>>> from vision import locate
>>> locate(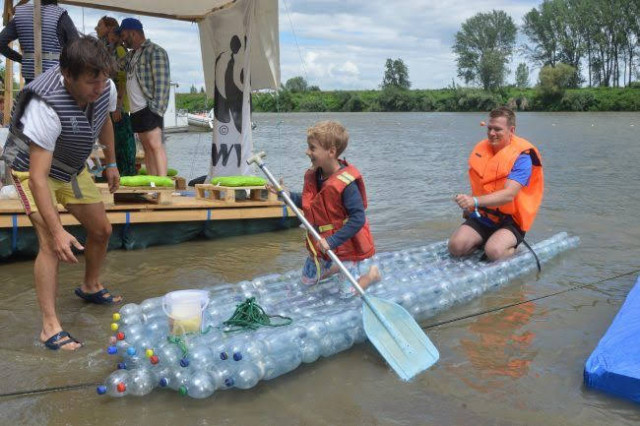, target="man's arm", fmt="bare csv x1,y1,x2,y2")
455,180,523,211
98,113,120,193
28,144,84,262
151,46,170,114
0,20,23,63
56,12,79,47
